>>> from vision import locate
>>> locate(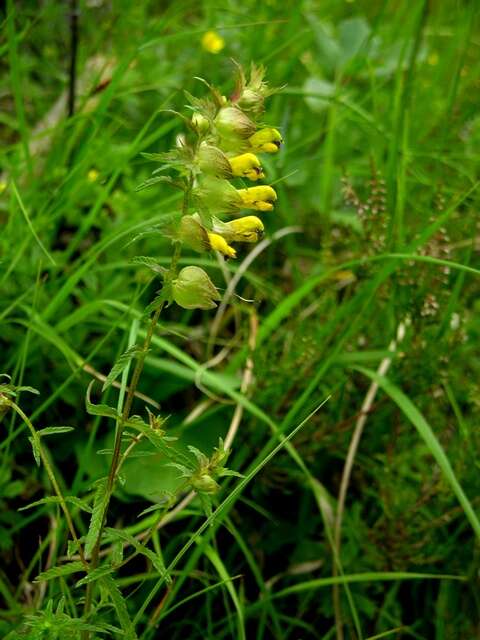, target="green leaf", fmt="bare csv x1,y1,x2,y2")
105,527,170,582
76,563,114,586
85,477,109,558
355,366,480,540
102,345,142,392
100,575,137,639
130,256,167,275
37,426,75,437
19,495,92,513
126,417,171,454
28,435,41,466
85,381,121,419
34,561,85,583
